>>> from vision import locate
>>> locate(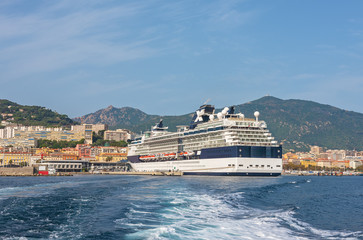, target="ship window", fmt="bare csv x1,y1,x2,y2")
228,164,231,166
232,164,235,167
277,165,281,167
267,165,270,167
249,165,253,167
239,164,243,167
255,165,259,167
261,165,264,167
